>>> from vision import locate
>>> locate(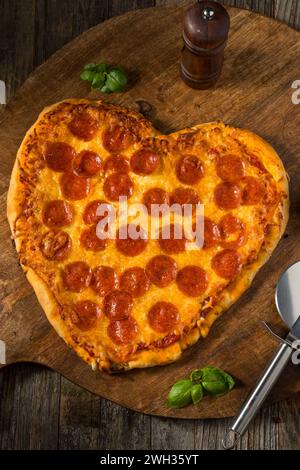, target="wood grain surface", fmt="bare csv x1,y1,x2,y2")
0,0,300,450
